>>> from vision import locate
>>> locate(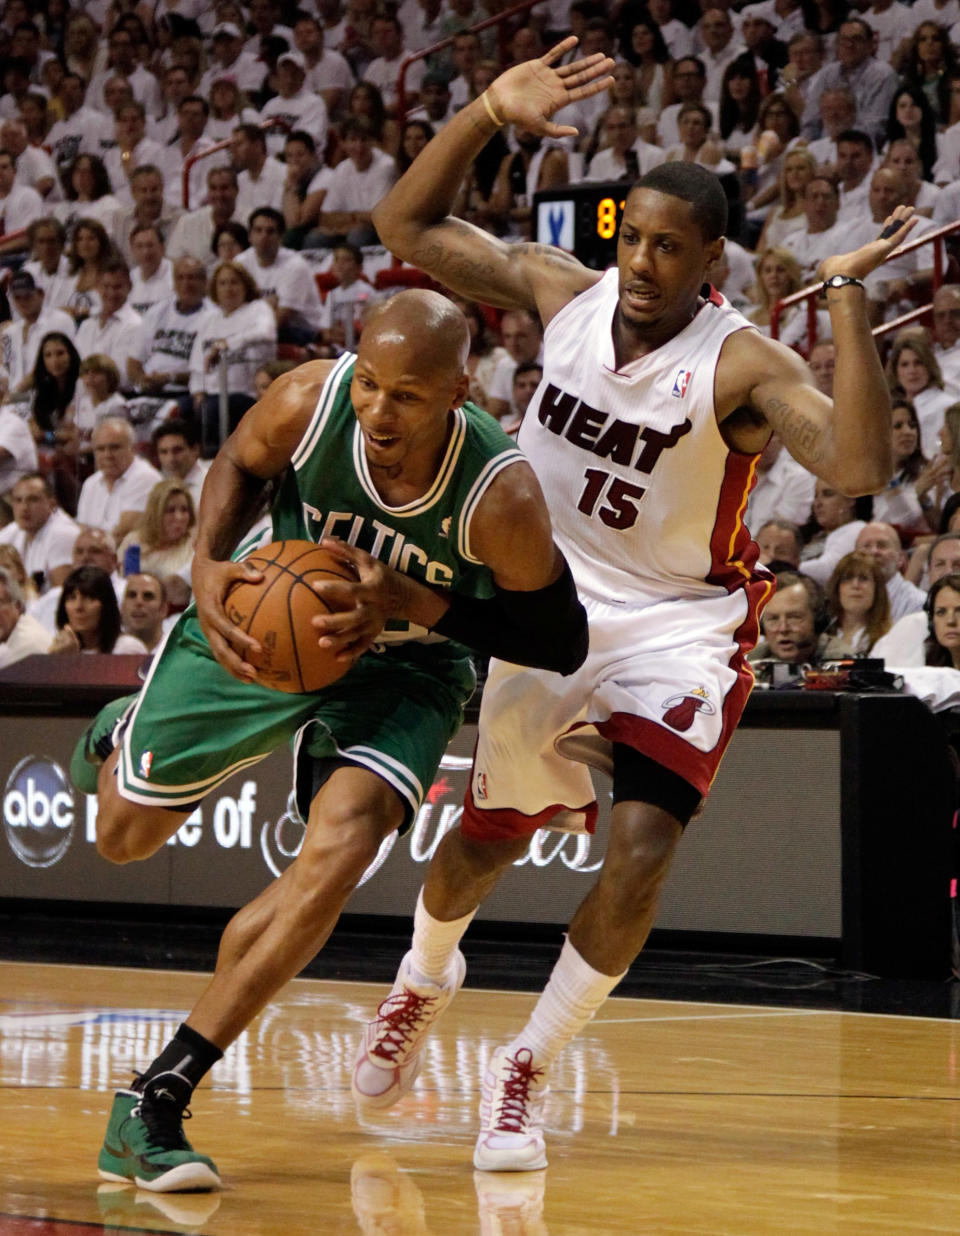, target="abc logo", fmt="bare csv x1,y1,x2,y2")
3,755,75,869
